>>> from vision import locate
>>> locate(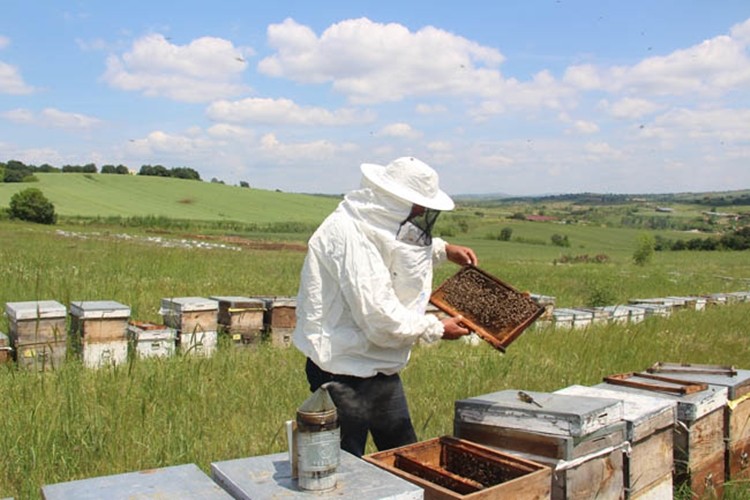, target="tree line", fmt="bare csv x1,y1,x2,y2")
0,160,202,182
